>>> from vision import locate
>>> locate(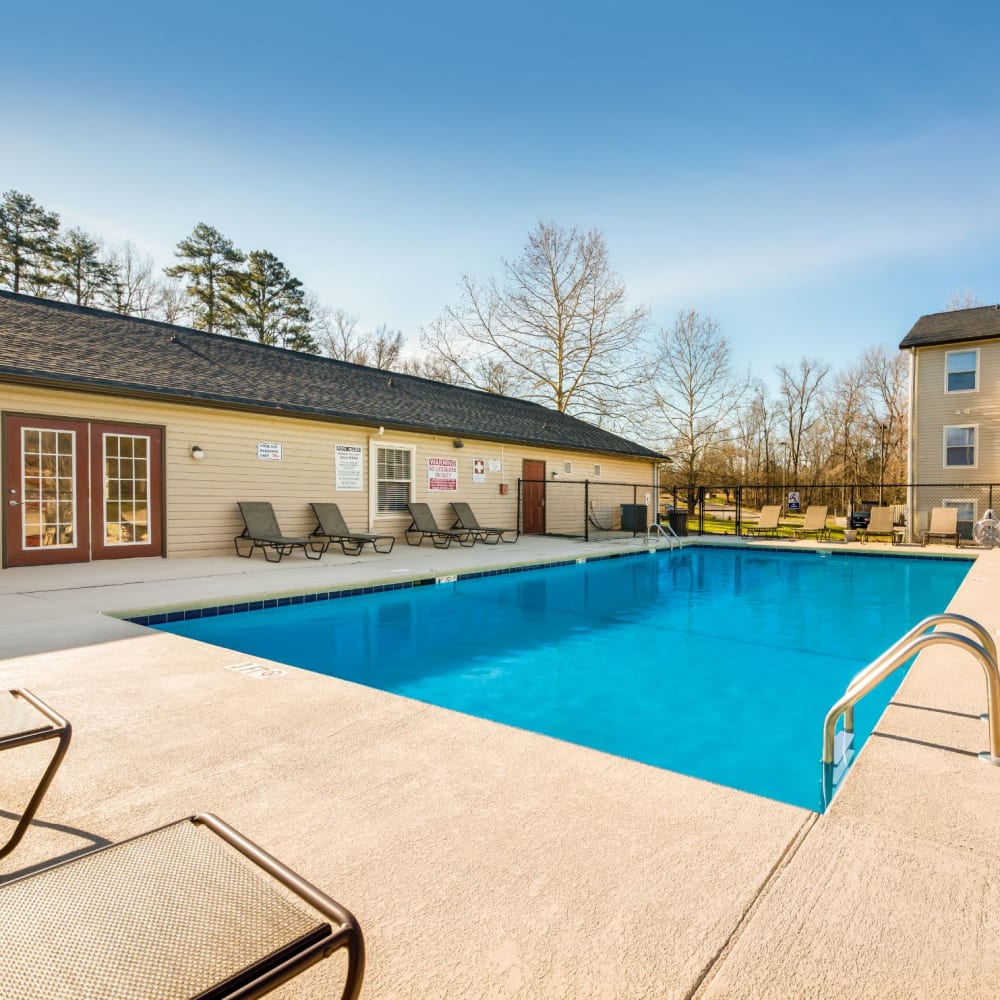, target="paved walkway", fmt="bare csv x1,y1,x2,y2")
1,535,998,998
